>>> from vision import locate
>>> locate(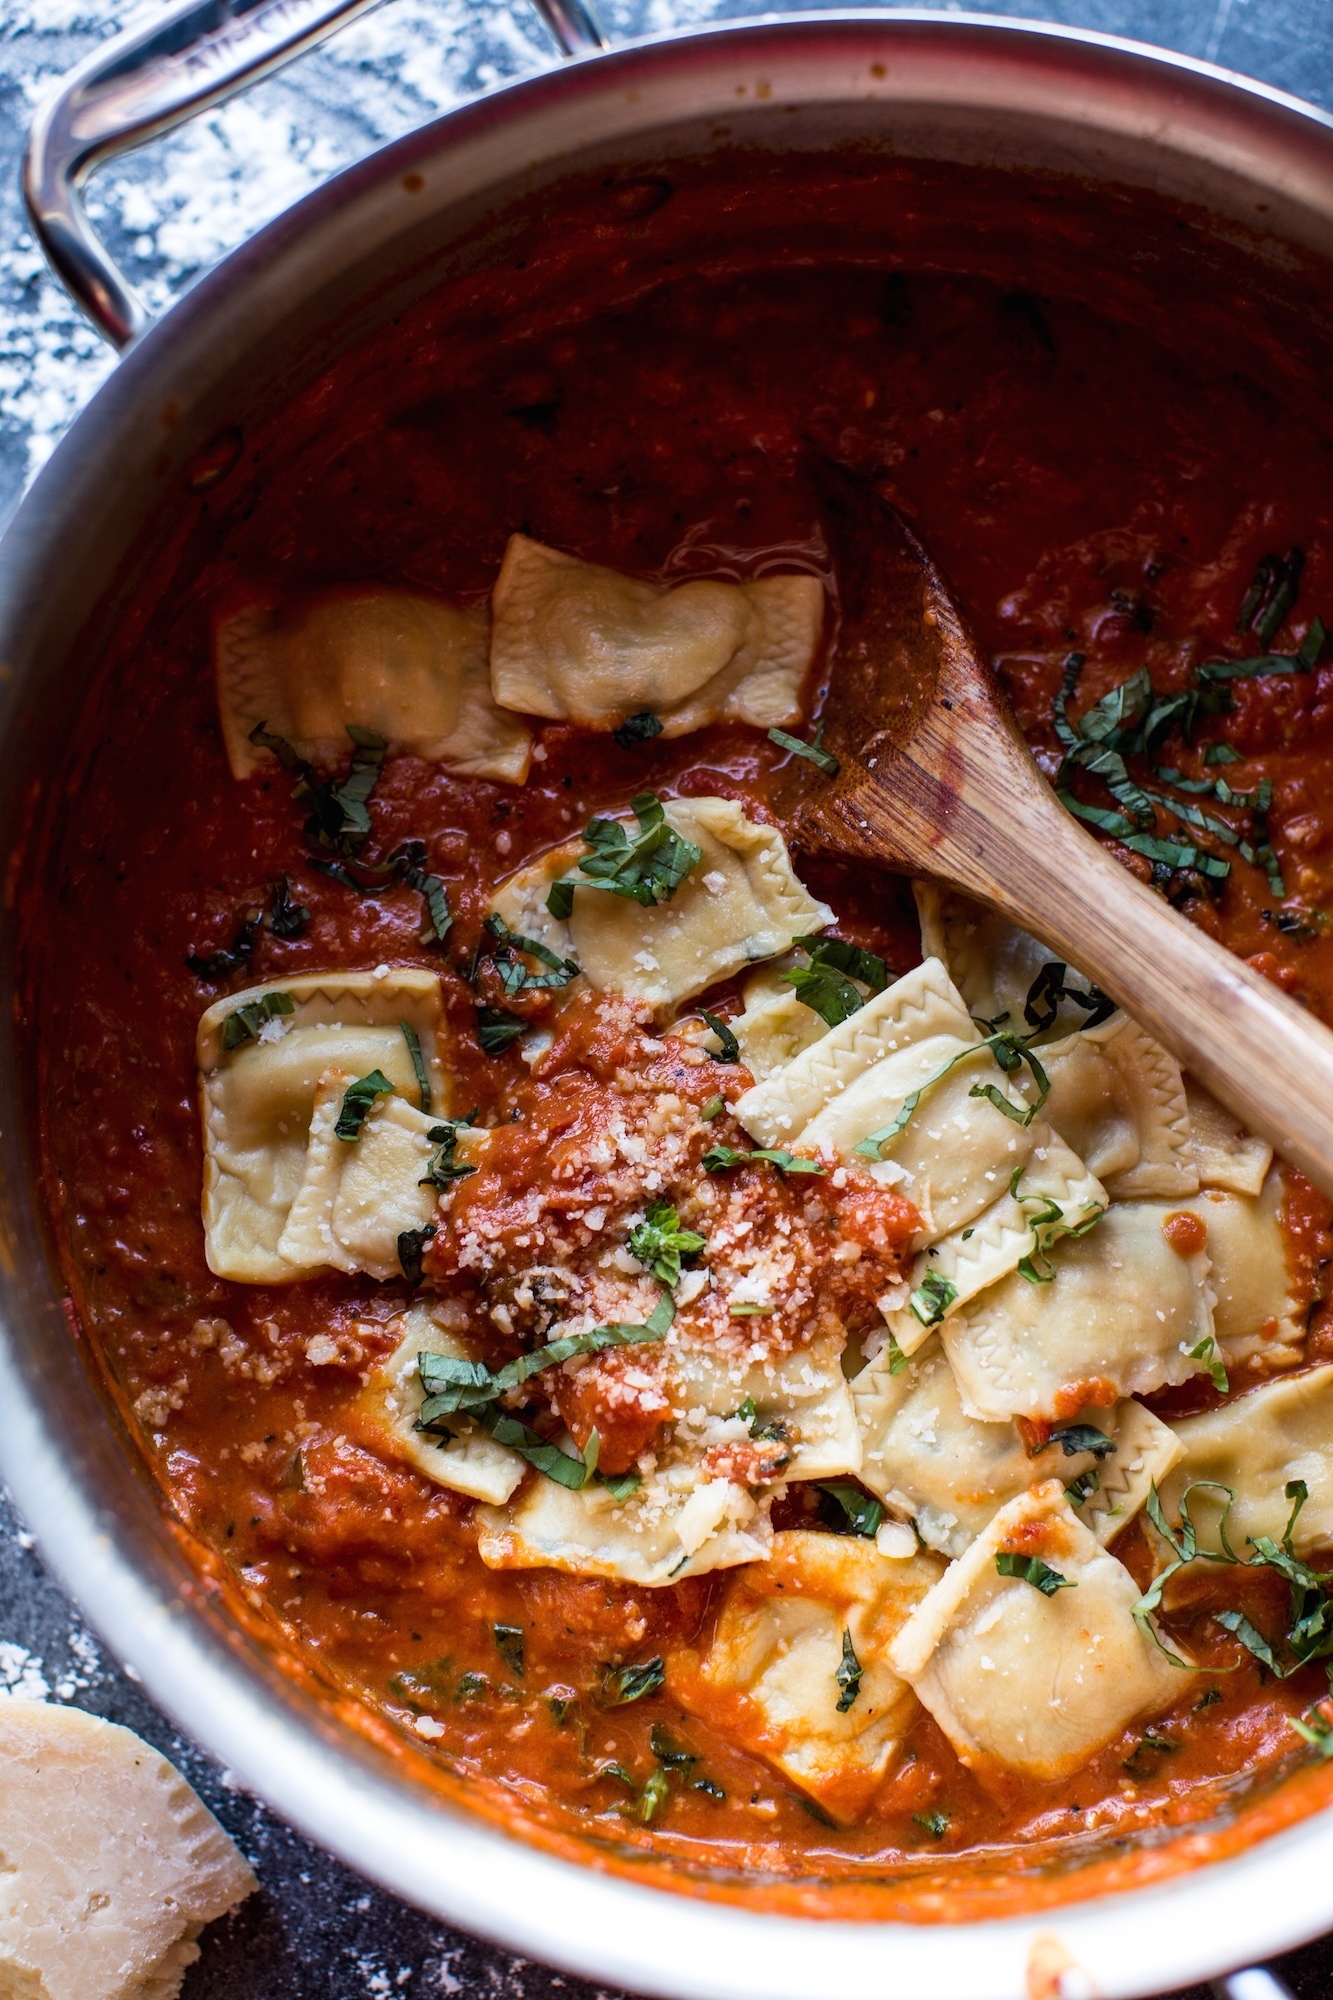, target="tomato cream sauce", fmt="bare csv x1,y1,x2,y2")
25,156,1333,1912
